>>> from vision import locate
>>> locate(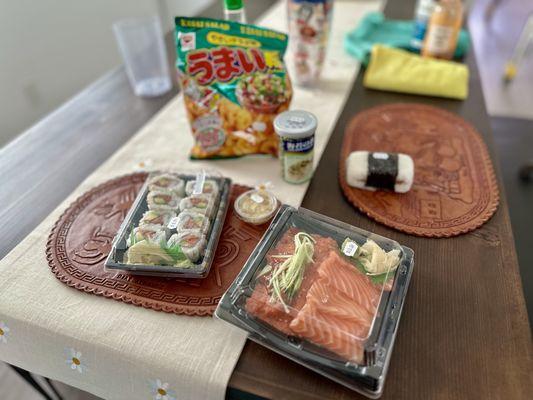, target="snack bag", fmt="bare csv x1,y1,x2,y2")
175,17,293,159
